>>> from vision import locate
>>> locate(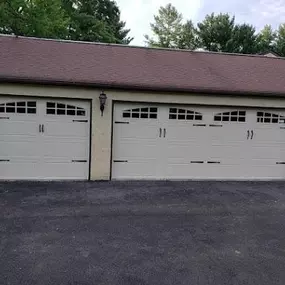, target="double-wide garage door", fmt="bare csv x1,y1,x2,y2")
0,97,90,180
112,103,285,180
